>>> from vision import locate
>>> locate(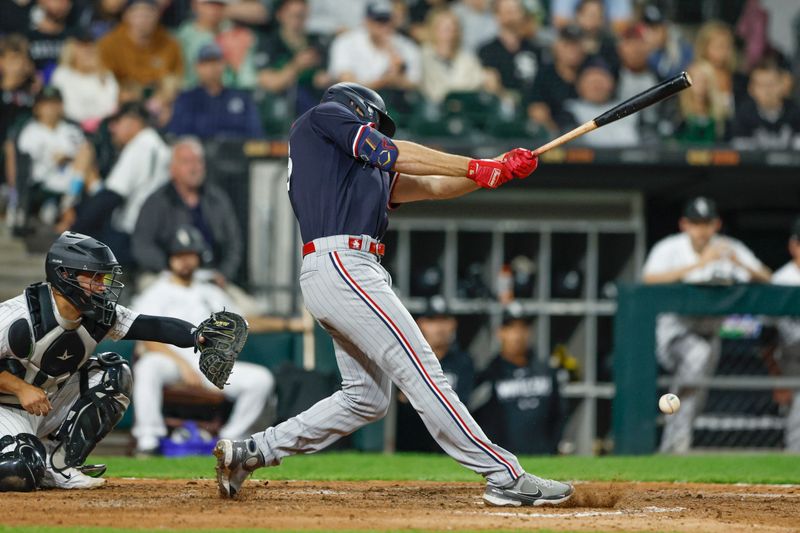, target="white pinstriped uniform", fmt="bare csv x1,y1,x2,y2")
251,236,523,487
0,287,137,457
